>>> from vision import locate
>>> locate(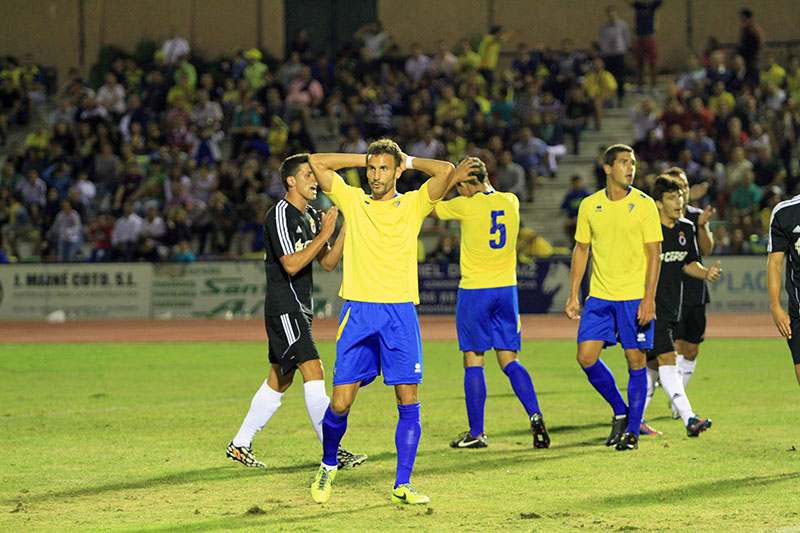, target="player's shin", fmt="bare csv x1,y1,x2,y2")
464,367,486,436
583,359,628,416
643,366,659,415
626,368,647,436
503,360,541,417
232,380,283,447
658,365,694,424
321,406,348,467
304,380,331,444
395,402,421,488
